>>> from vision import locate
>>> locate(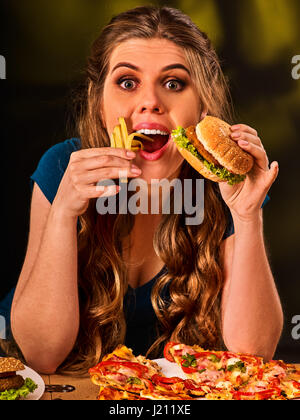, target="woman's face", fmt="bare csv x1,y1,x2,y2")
102,38,205,184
